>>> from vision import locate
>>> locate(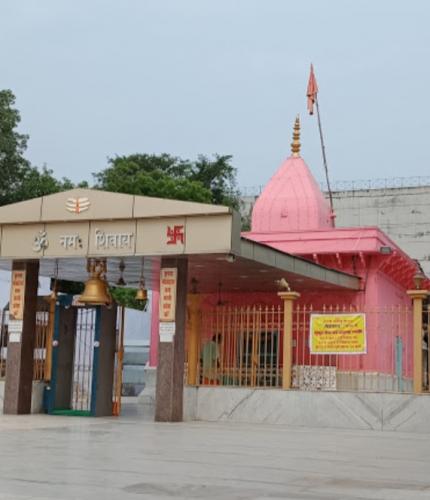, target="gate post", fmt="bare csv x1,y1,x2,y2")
4,260,39,414
278,291,300,390
407,283,429,394
187,294,201,386
44,295,56,382
155,258,188,422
